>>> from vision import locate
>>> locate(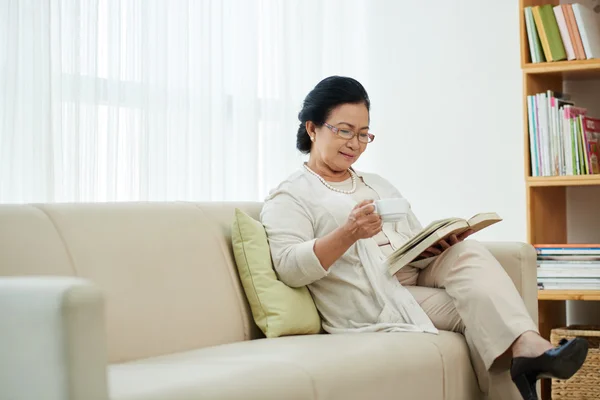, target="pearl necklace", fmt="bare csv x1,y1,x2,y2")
303,163,357,194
